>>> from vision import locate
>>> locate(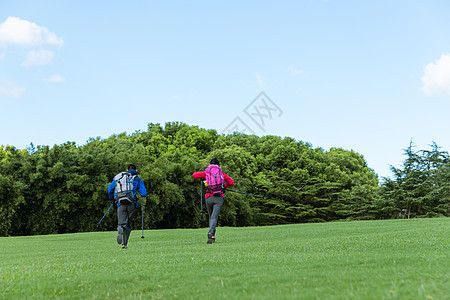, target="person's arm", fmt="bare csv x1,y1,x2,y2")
223,173,234,188
137,178,147,197
192,171,206,179
107,181,116,199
